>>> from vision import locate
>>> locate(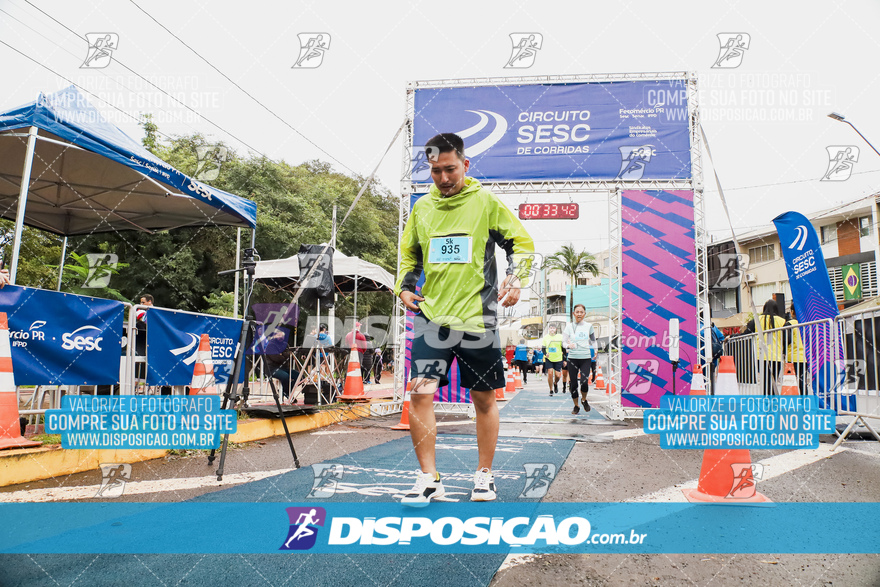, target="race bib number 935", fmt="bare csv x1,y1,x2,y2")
428,236,471,264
